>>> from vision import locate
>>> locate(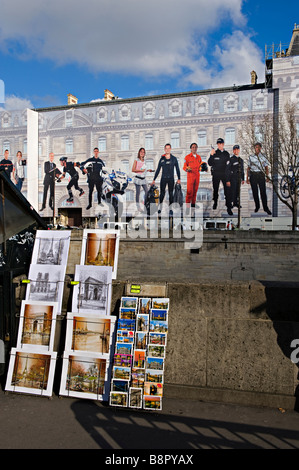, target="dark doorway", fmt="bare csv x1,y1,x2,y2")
65,208,82,227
